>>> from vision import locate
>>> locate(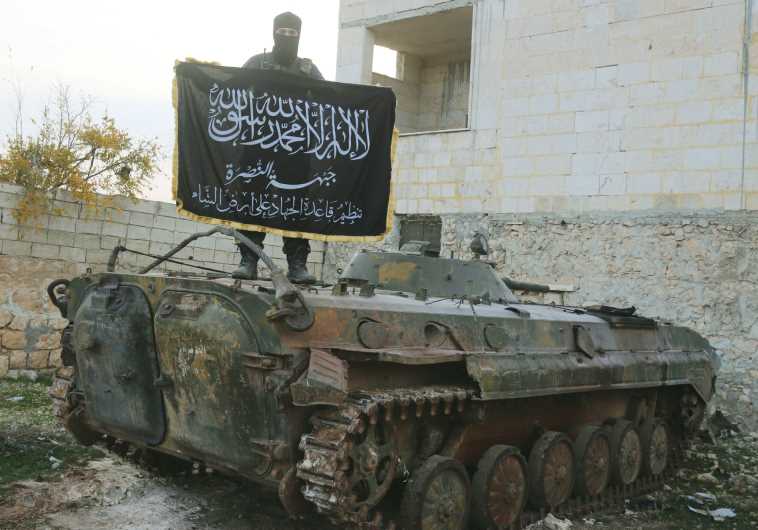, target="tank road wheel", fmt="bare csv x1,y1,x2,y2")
608,420,642,486
471,445,528,529
573,426,611,498
401,455,470,530
640,418,669,477
528,431,574,509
